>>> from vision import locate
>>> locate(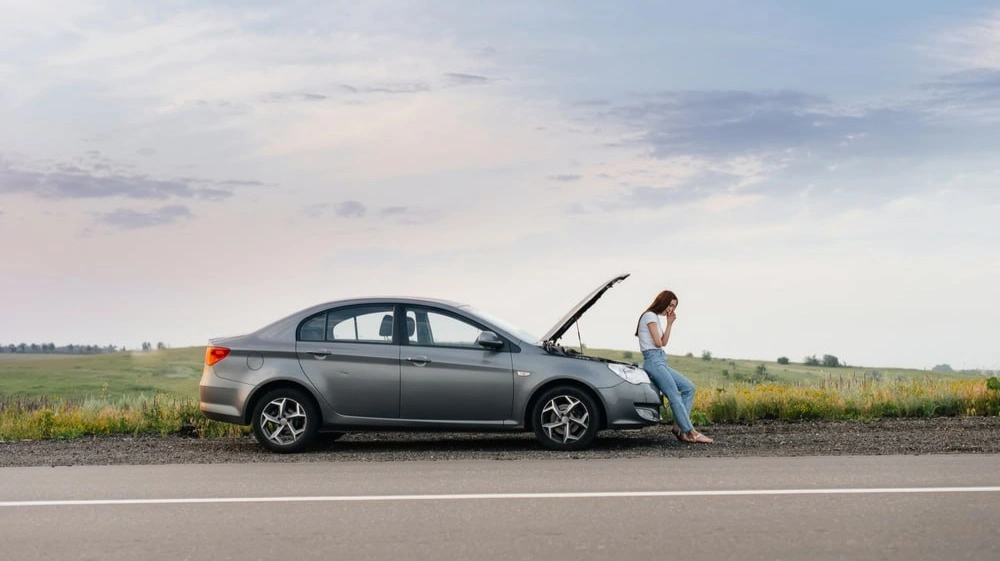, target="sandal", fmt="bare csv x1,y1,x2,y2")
670,426,684,442
680,430,714,444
